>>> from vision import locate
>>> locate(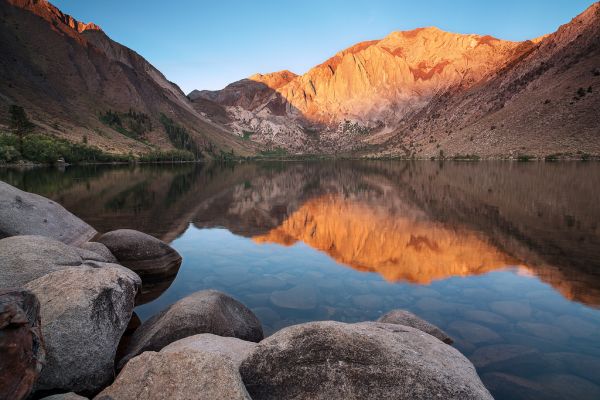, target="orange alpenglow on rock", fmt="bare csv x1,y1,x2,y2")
246,27,526,123
253,195,518,283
